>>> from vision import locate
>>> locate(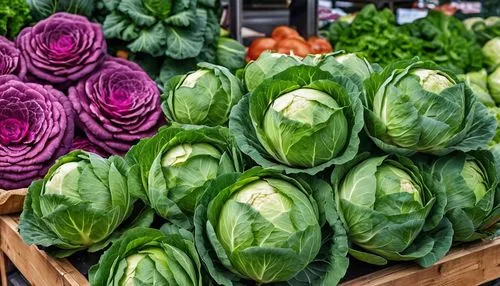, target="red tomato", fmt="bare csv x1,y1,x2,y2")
275,38,311,57
272,26,300,41
307,37,333,54
286,35,307,42
246,37,277,61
